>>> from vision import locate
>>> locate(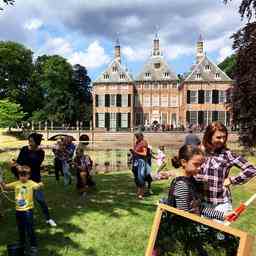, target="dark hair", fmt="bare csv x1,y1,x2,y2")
171,145,203,168
202,122,228,151
28,133,43,145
